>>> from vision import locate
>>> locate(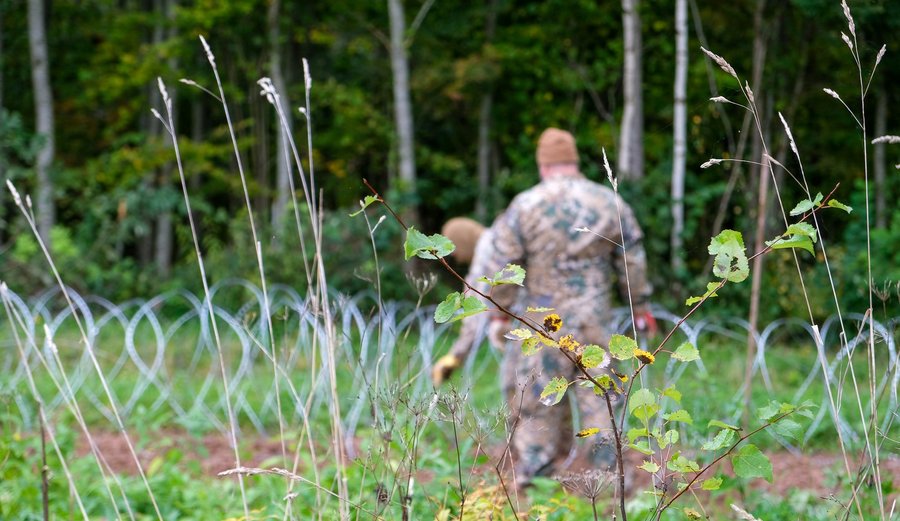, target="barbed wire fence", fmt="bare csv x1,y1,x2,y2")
2,279,897,452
